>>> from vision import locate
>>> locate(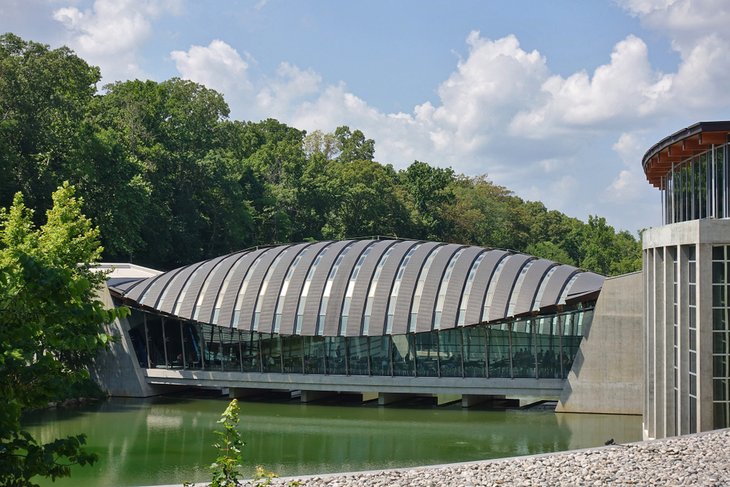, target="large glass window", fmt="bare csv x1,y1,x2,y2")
439,328,463,377
347,337,370,375
370,336,391,376
536,316,559,379
392,334,415,376
414,332,438,377
662,143,730,224
487,325,511,378
511,320,535,378
282,335,303,373
128,306,590,384
260,334,281,373
463,327,486,378
303,336,326,374
326,336,347,375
